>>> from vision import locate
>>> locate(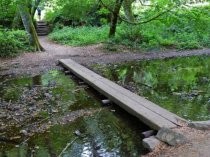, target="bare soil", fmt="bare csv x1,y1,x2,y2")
1,36,210,77
144,125,210,157
0,36,210,156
